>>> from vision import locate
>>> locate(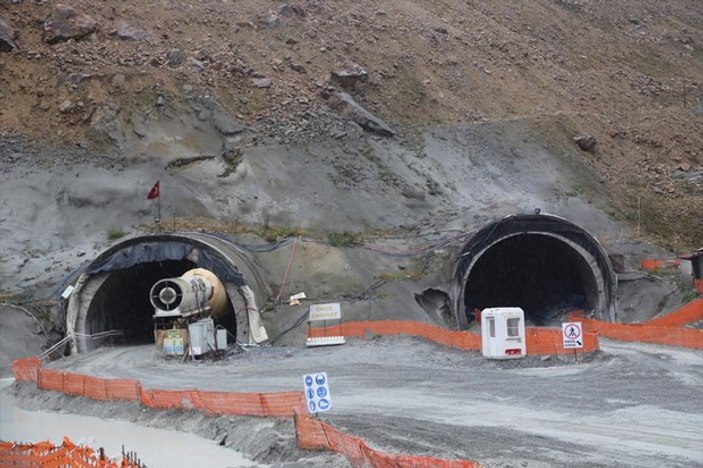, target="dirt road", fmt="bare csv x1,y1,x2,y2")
33,337,703,467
